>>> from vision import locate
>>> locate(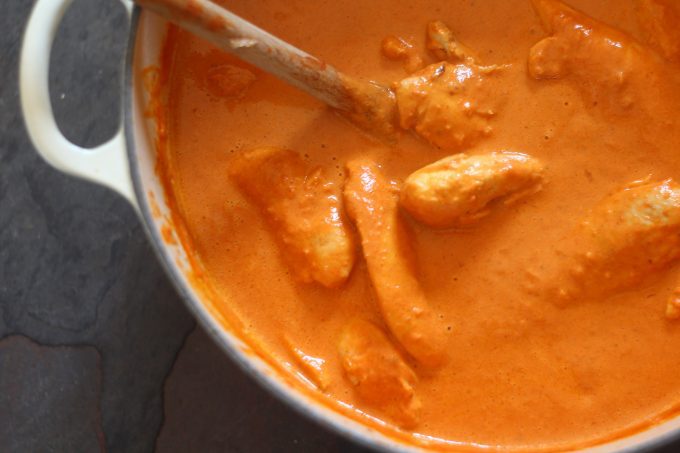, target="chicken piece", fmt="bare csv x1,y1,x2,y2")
395,61,501,151
230,147,355,288
338,319,421,428
553,180,680,300
528,0,665,112
381,35,424,73
426,20,478,63
401,152,545,228
635,0,680,62
344,159,448,367
394,21,503,151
